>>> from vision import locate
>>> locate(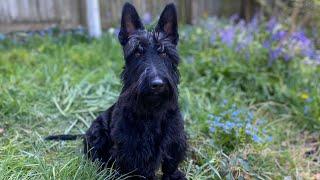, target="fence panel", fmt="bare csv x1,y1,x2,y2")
0,0,240,33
